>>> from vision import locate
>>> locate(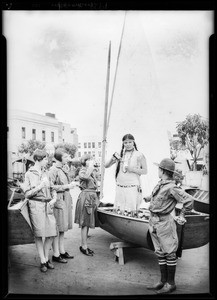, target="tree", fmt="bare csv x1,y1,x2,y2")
18,139,46,156
169,139,185,160
176,114,209,171
55,142,77,158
